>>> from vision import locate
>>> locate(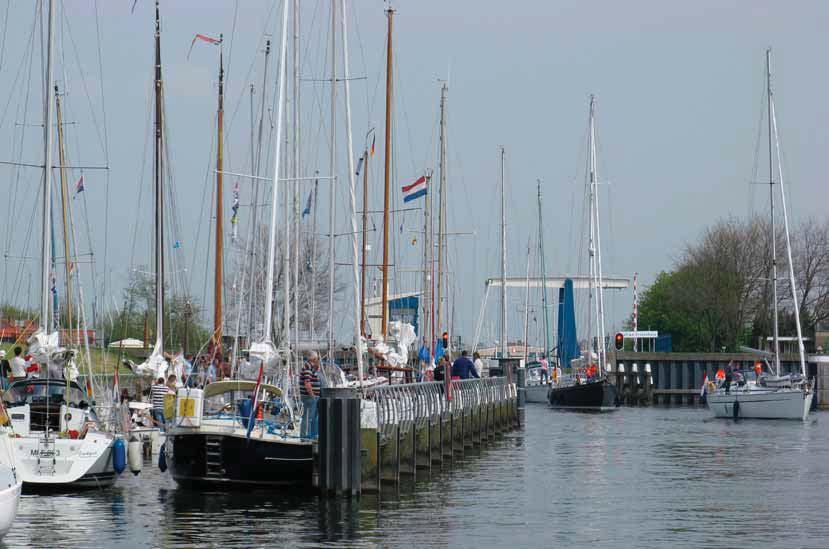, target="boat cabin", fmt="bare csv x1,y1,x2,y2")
2,378,97,437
